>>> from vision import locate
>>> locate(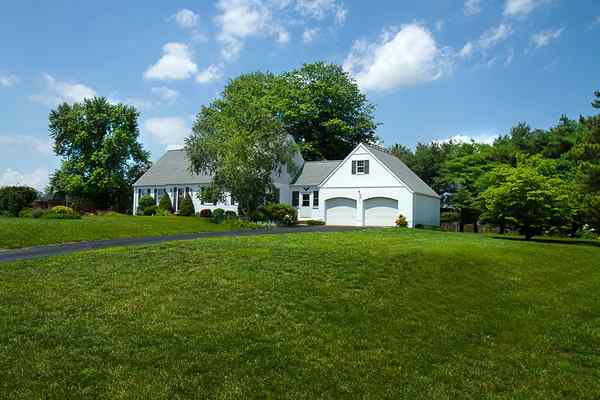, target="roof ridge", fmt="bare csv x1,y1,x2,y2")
363,142,391,154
